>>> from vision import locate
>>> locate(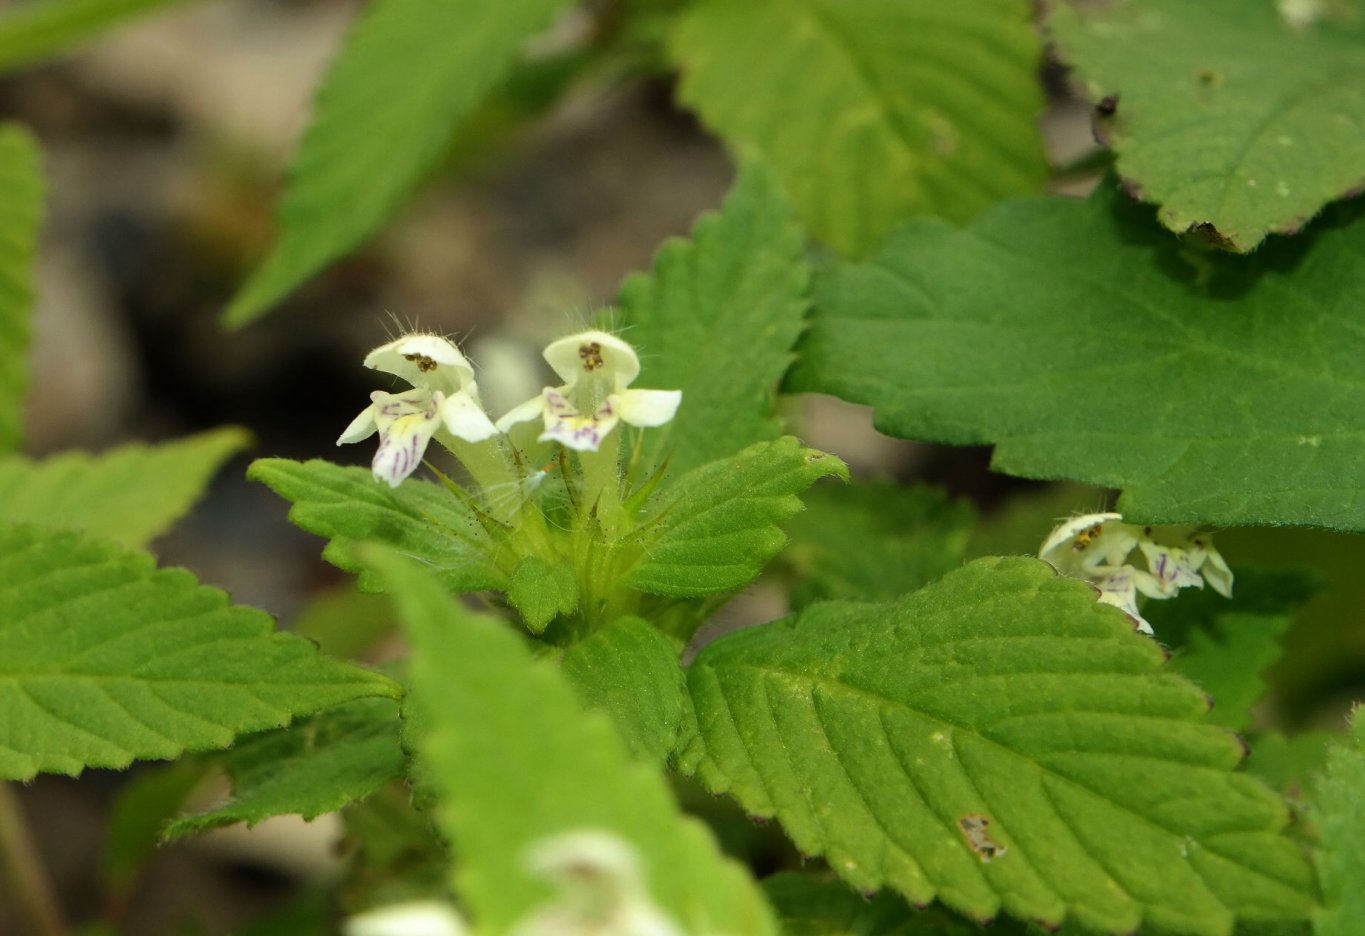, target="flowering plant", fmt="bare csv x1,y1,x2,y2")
0,1,1361,934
